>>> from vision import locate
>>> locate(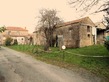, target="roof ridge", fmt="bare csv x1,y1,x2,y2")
57,16,90,27
6,26,28,31
65,16,89,23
